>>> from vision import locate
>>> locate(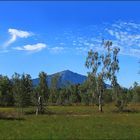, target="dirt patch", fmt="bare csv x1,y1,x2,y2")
67,114,91,117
